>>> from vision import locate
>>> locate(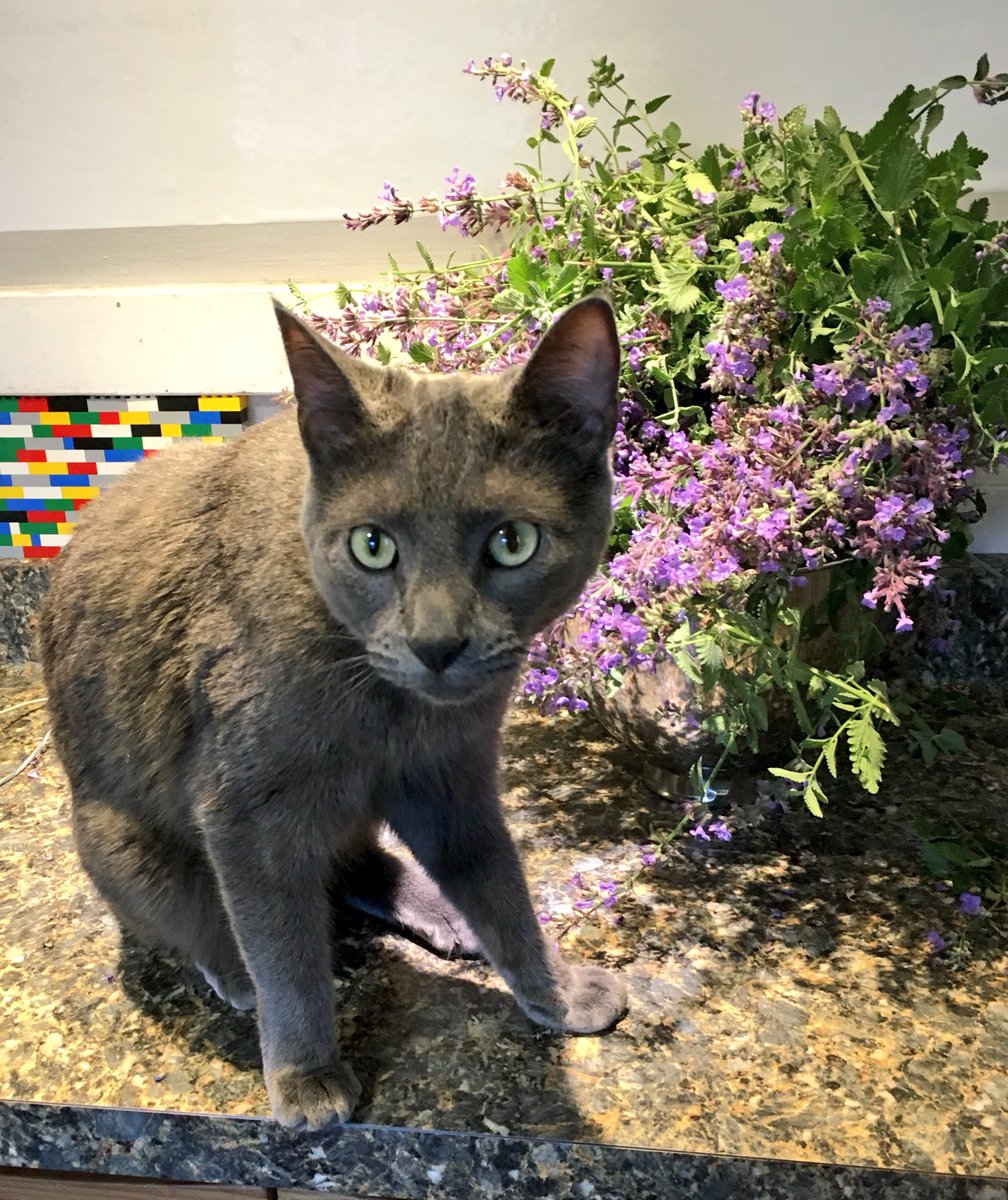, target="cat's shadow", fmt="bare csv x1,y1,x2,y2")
115,913,599,1139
